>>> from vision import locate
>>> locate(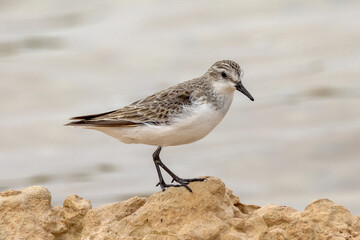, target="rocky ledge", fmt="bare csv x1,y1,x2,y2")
0,177,359,240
